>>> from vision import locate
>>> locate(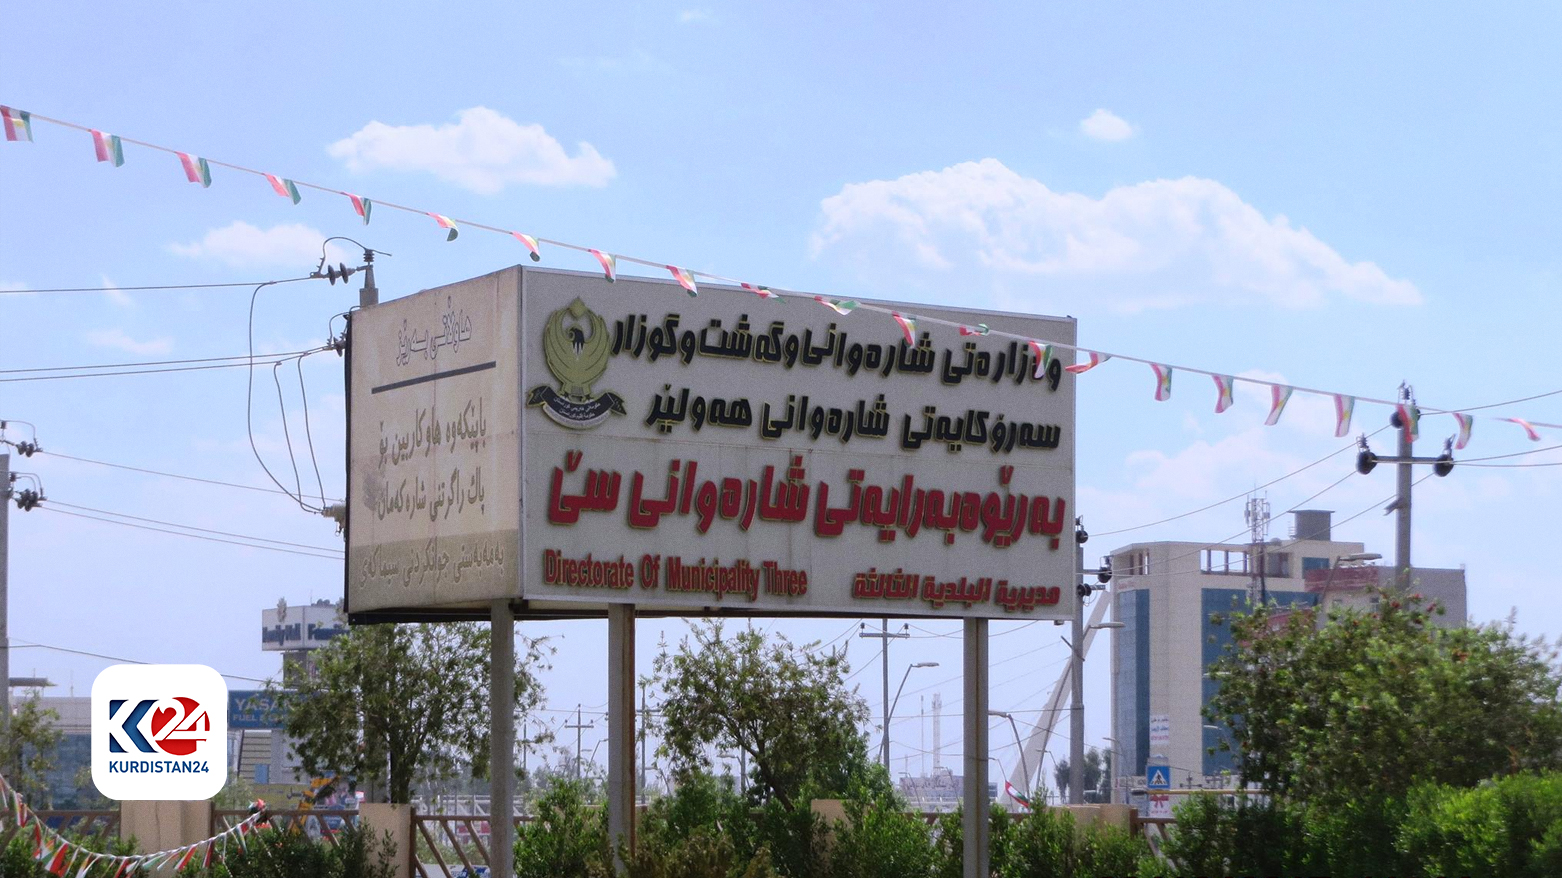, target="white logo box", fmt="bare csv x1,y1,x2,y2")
90,664,228,801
